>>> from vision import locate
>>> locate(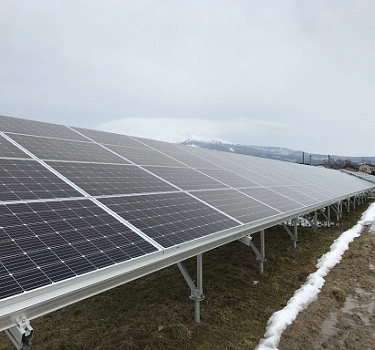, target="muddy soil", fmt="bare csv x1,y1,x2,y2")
279,229,375,350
